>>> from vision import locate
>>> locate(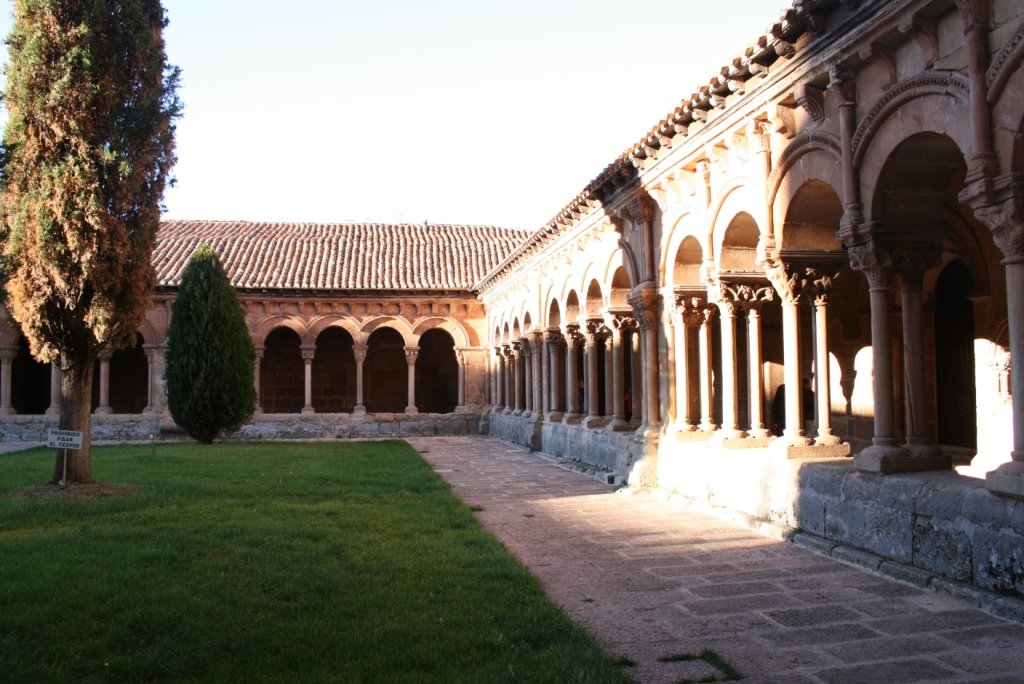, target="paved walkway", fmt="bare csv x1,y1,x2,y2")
406,436,1024,684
